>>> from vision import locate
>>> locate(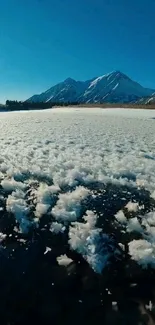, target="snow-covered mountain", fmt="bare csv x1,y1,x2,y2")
136,92,155,104
27,71,155,104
